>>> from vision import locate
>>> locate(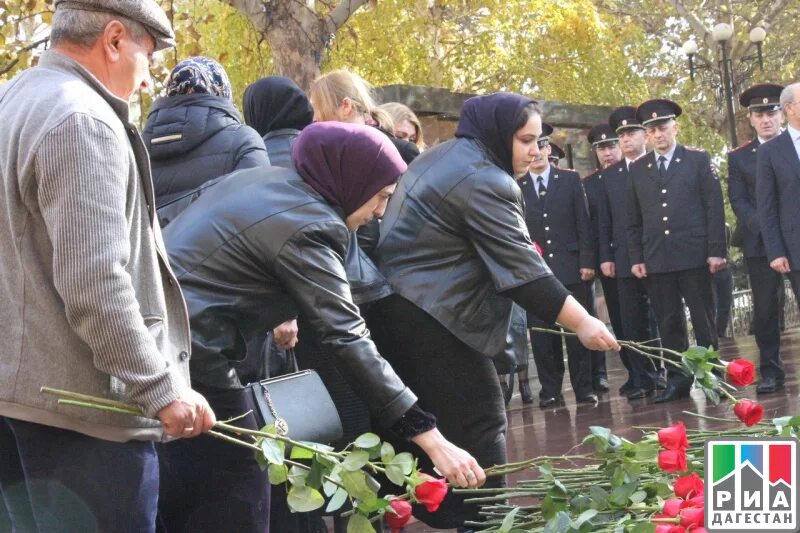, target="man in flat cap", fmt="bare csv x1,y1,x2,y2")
520,124,598,407
0,1,215,530
728,84,786,394
599,106,659,400
626,99,727,403
583,124,623,394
